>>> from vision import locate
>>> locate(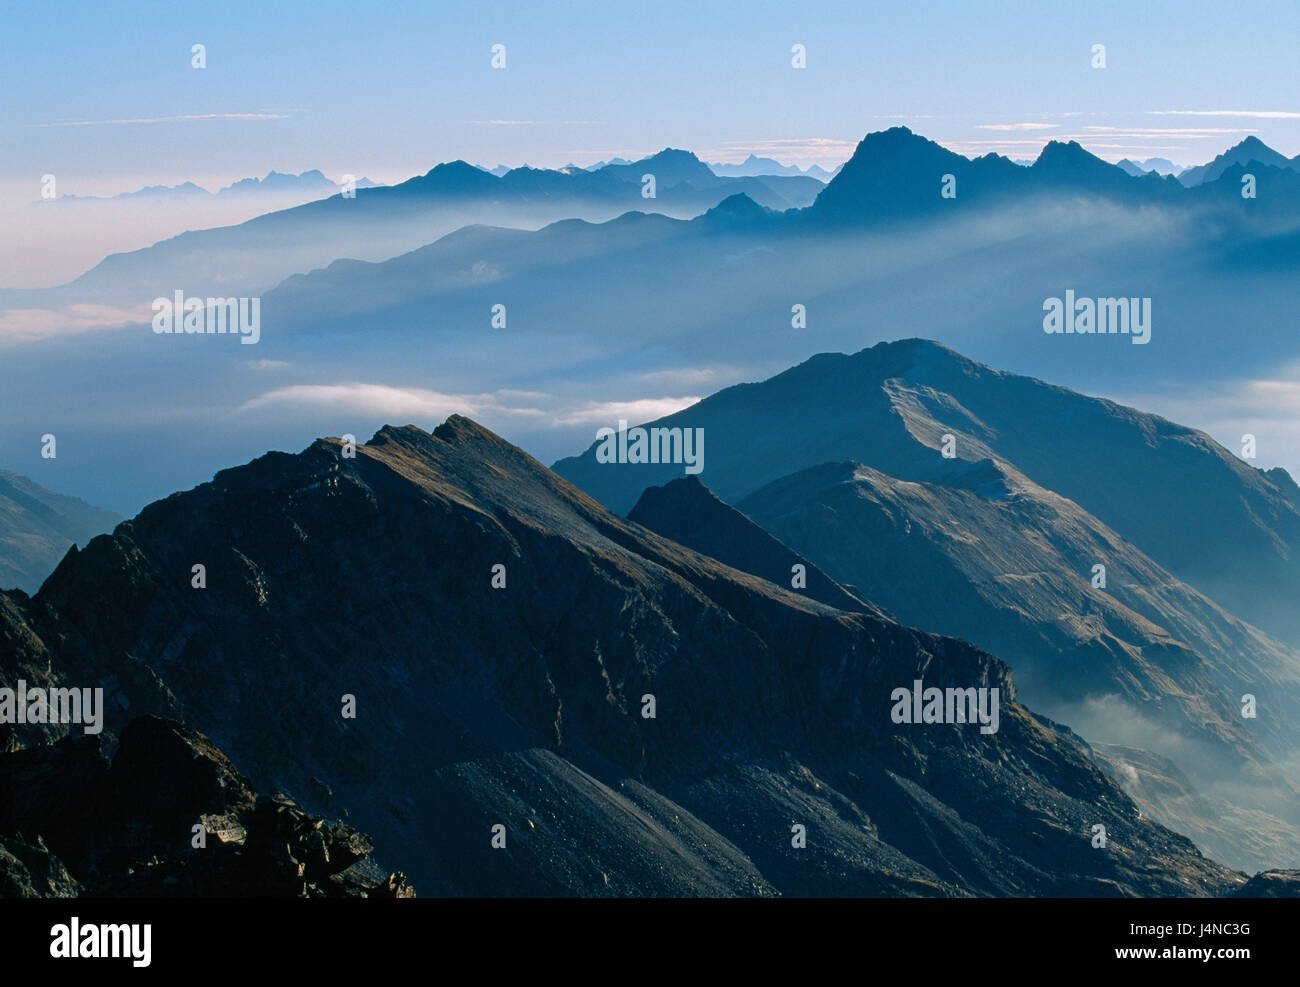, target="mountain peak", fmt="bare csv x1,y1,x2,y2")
1236,135,1271,151
431,414,501,445
1178,136,1294,186
1033,139,1104,168
807,128,971,222
414,160,500,193
644,147,702,163
703,192,770,223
